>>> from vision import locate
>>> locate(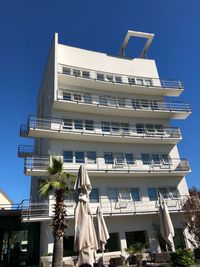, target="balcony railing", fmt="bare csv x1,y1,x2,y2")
18,145,34,157
57,89,191,113
58,64,184,90
21,196,187,220
20,124,29,137
24,157,190,175
21,115,182,141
